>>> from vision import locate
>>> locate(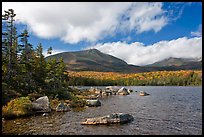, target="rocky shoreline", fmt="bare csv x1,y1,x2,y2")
2,86,150,125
